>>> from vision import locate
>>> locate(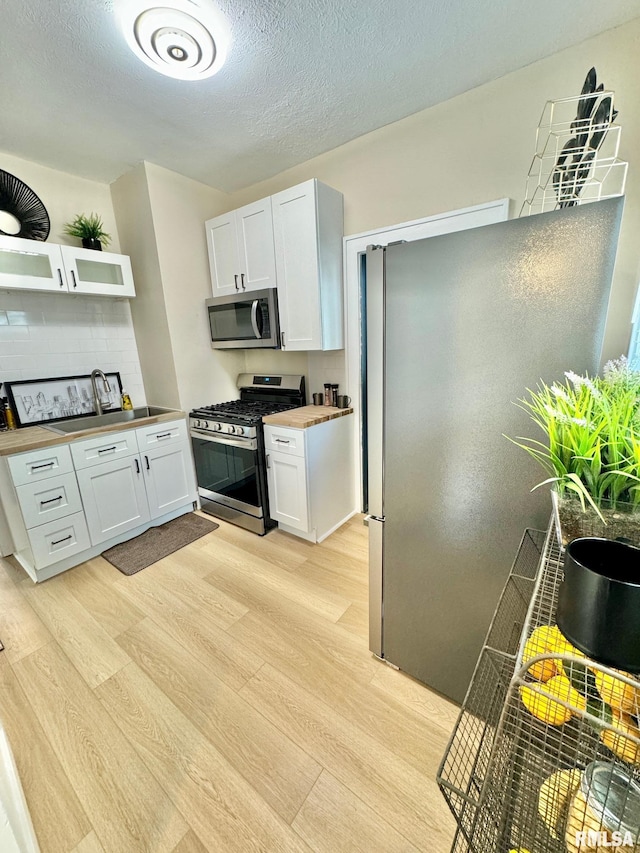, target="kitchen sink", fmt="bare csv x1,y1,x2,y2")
42,406,178,435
